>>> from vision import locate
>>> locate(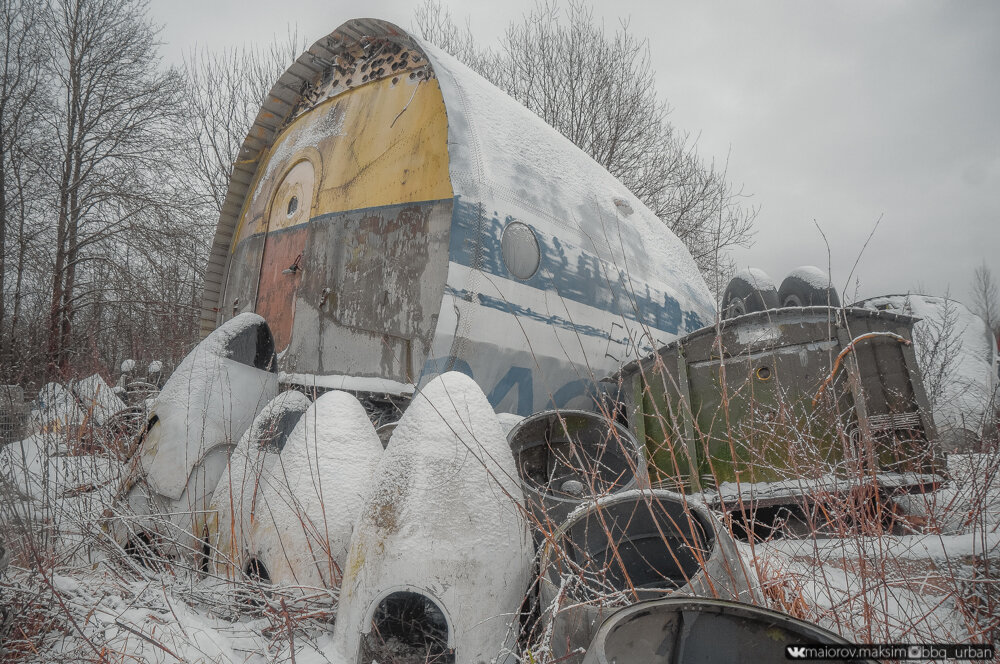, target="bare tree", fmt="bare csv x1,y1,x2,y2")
0,2,300,387
181,32,302,214
0,0,46,376
414,0,756,282
970,261,1000,344
40,0,188,379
